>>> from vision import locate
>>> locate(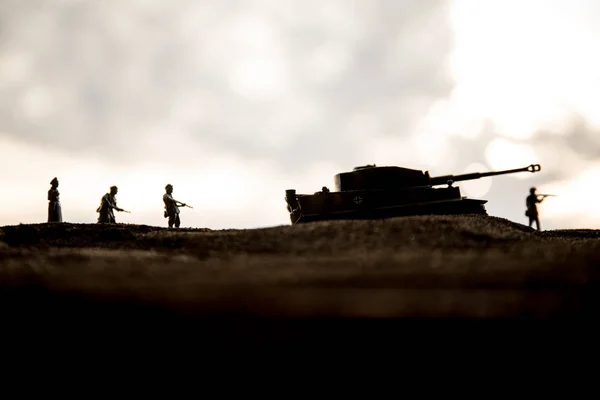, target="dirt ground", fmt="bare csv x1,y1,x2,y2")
2,214,599,363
